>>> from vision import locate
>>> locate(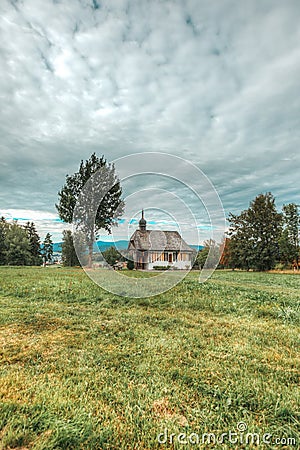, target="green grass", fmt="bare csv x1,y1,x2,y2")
0,267,299,449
